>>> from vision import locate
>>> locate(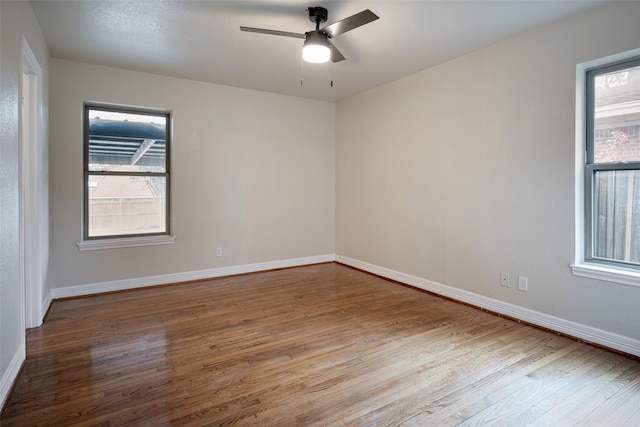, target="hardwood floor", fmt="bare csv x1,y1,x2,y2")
2,262,640,426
